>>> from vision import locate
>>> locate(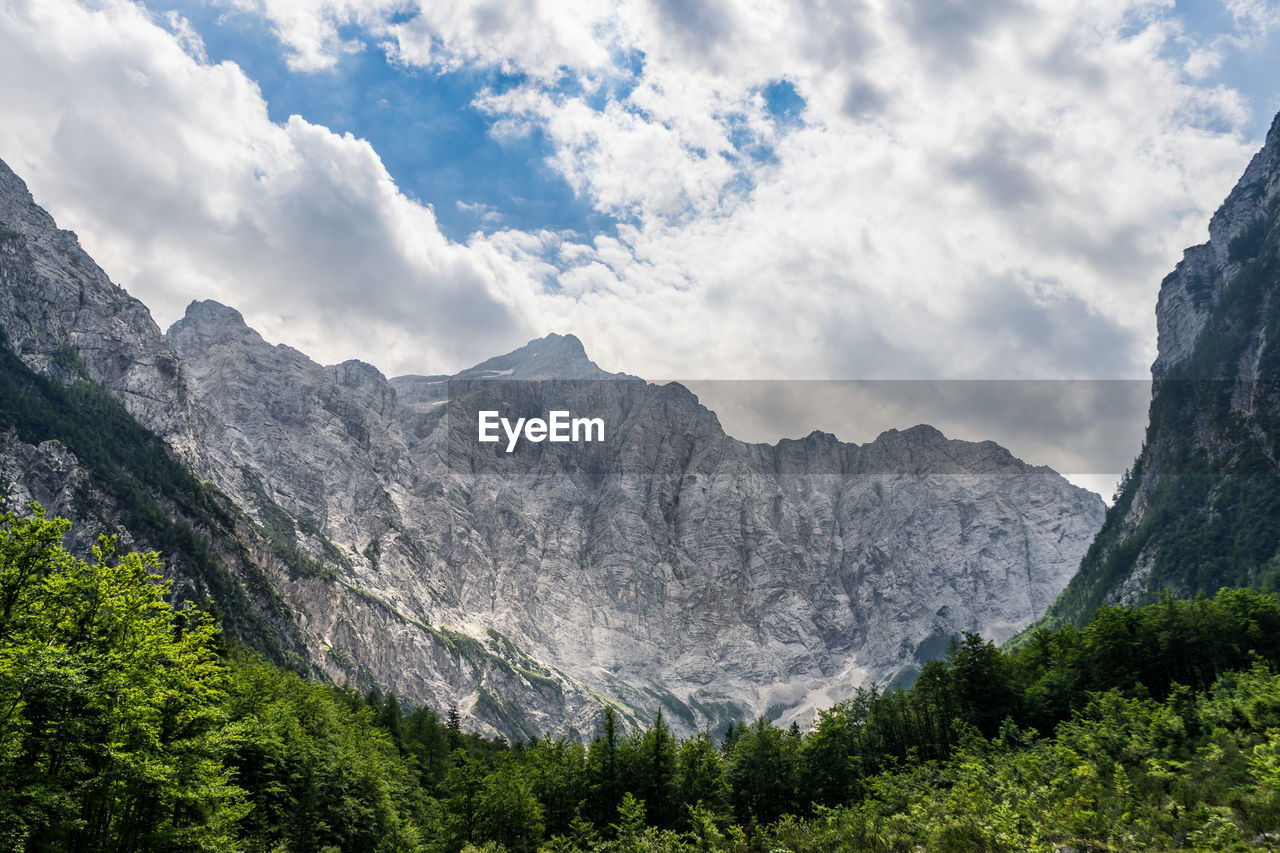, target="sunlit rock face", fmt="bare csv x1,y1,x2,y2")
171,299,1103,736
0,155,1103,738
